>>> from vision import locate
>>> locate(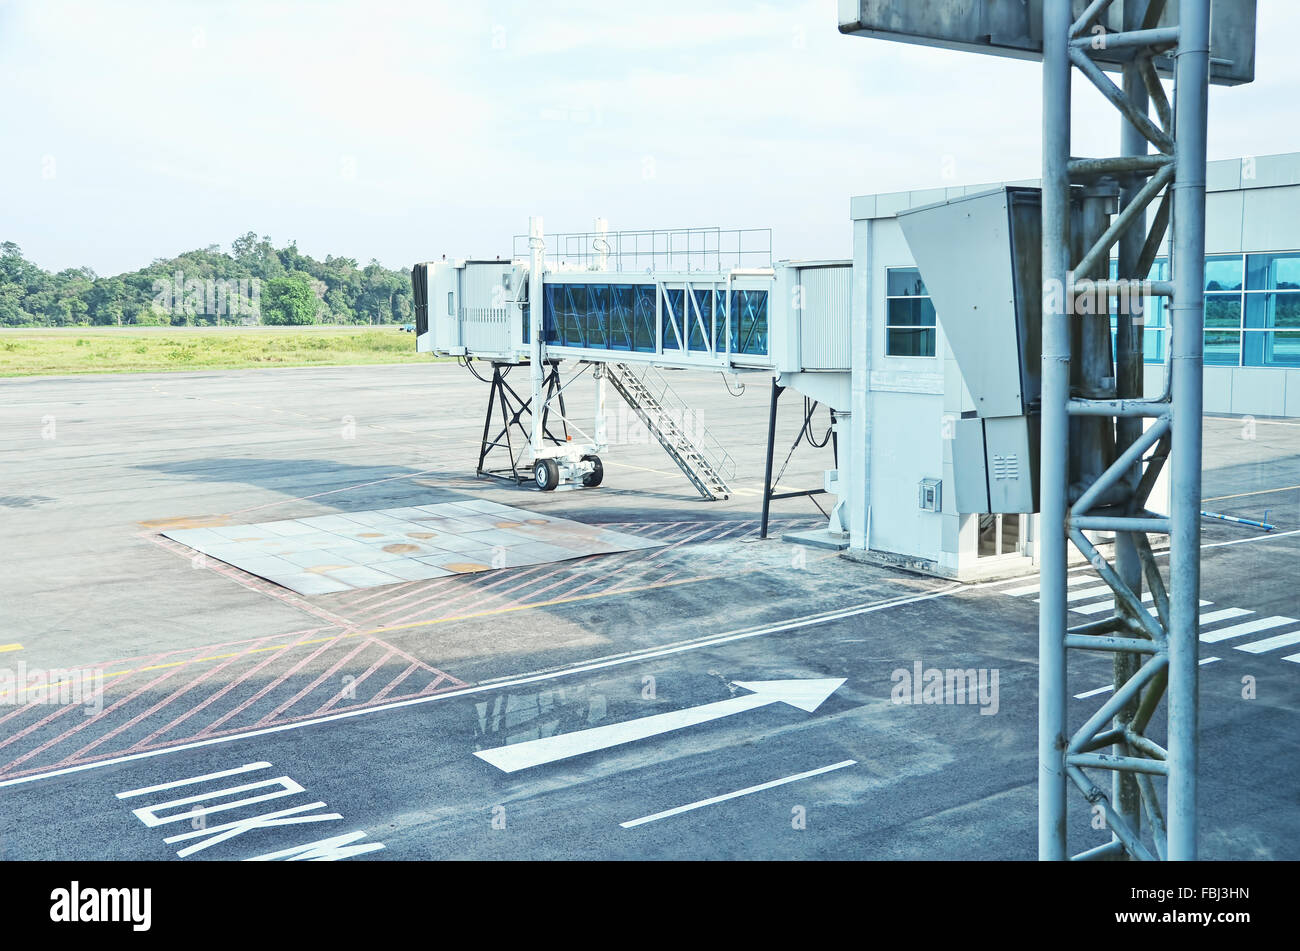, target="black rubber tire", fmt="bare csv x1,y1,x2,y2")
581,454,604,488
534,458,560,491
